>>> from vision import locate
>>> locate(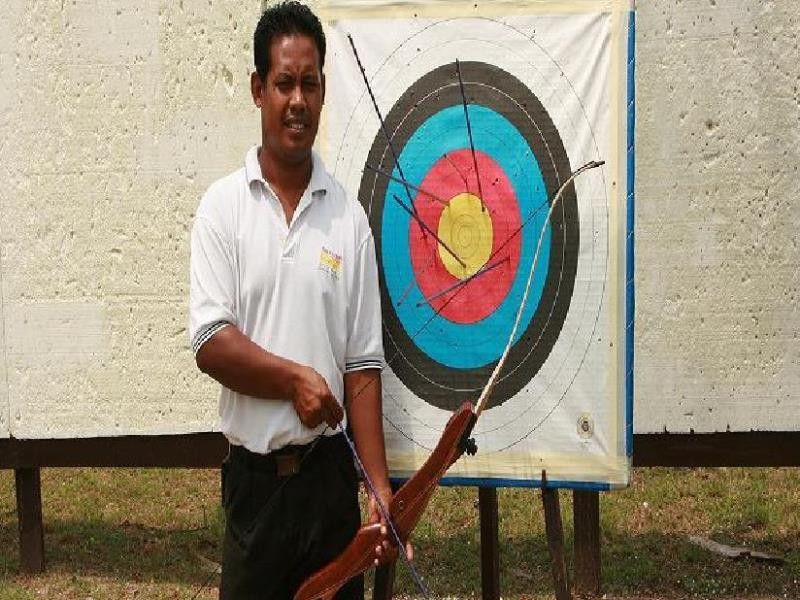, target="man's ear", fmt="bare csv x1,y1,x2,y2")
321,72,326,106
251,71,264,107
